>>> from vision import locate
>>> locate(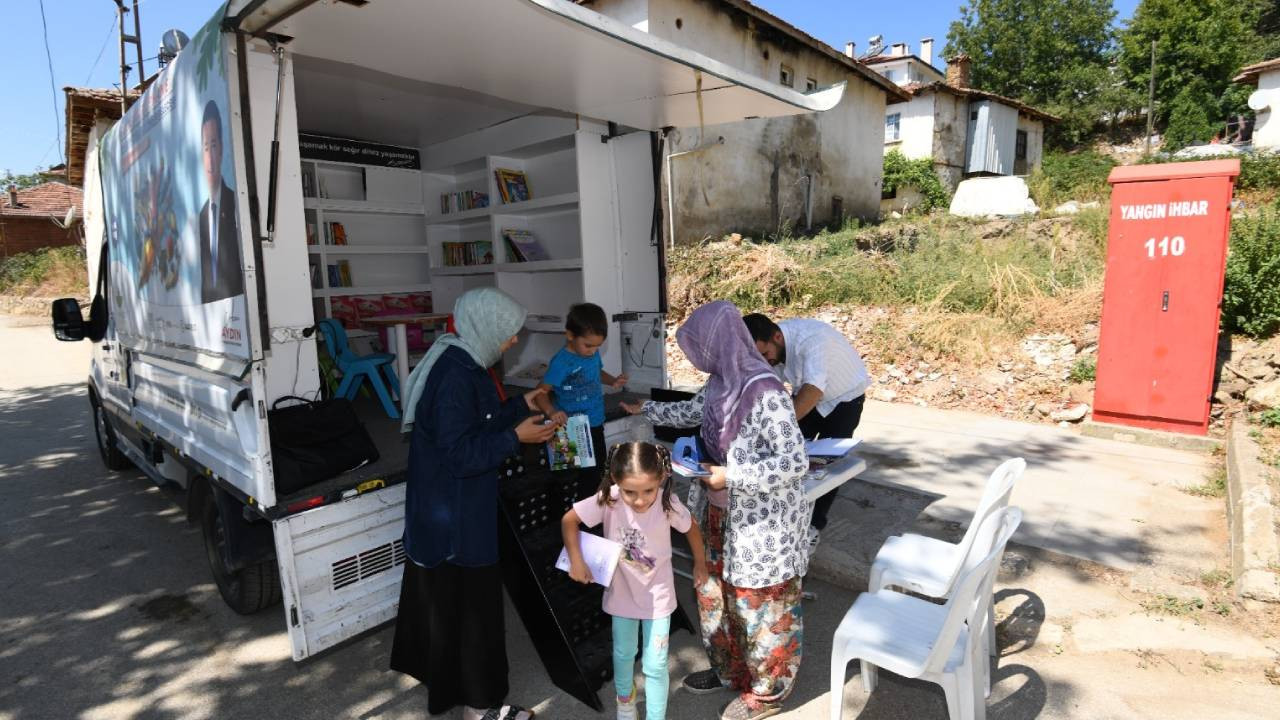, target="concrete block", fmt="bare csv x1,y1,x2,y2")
1080,420,1222,453
948,176,1038,217
1226,420,1280,603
